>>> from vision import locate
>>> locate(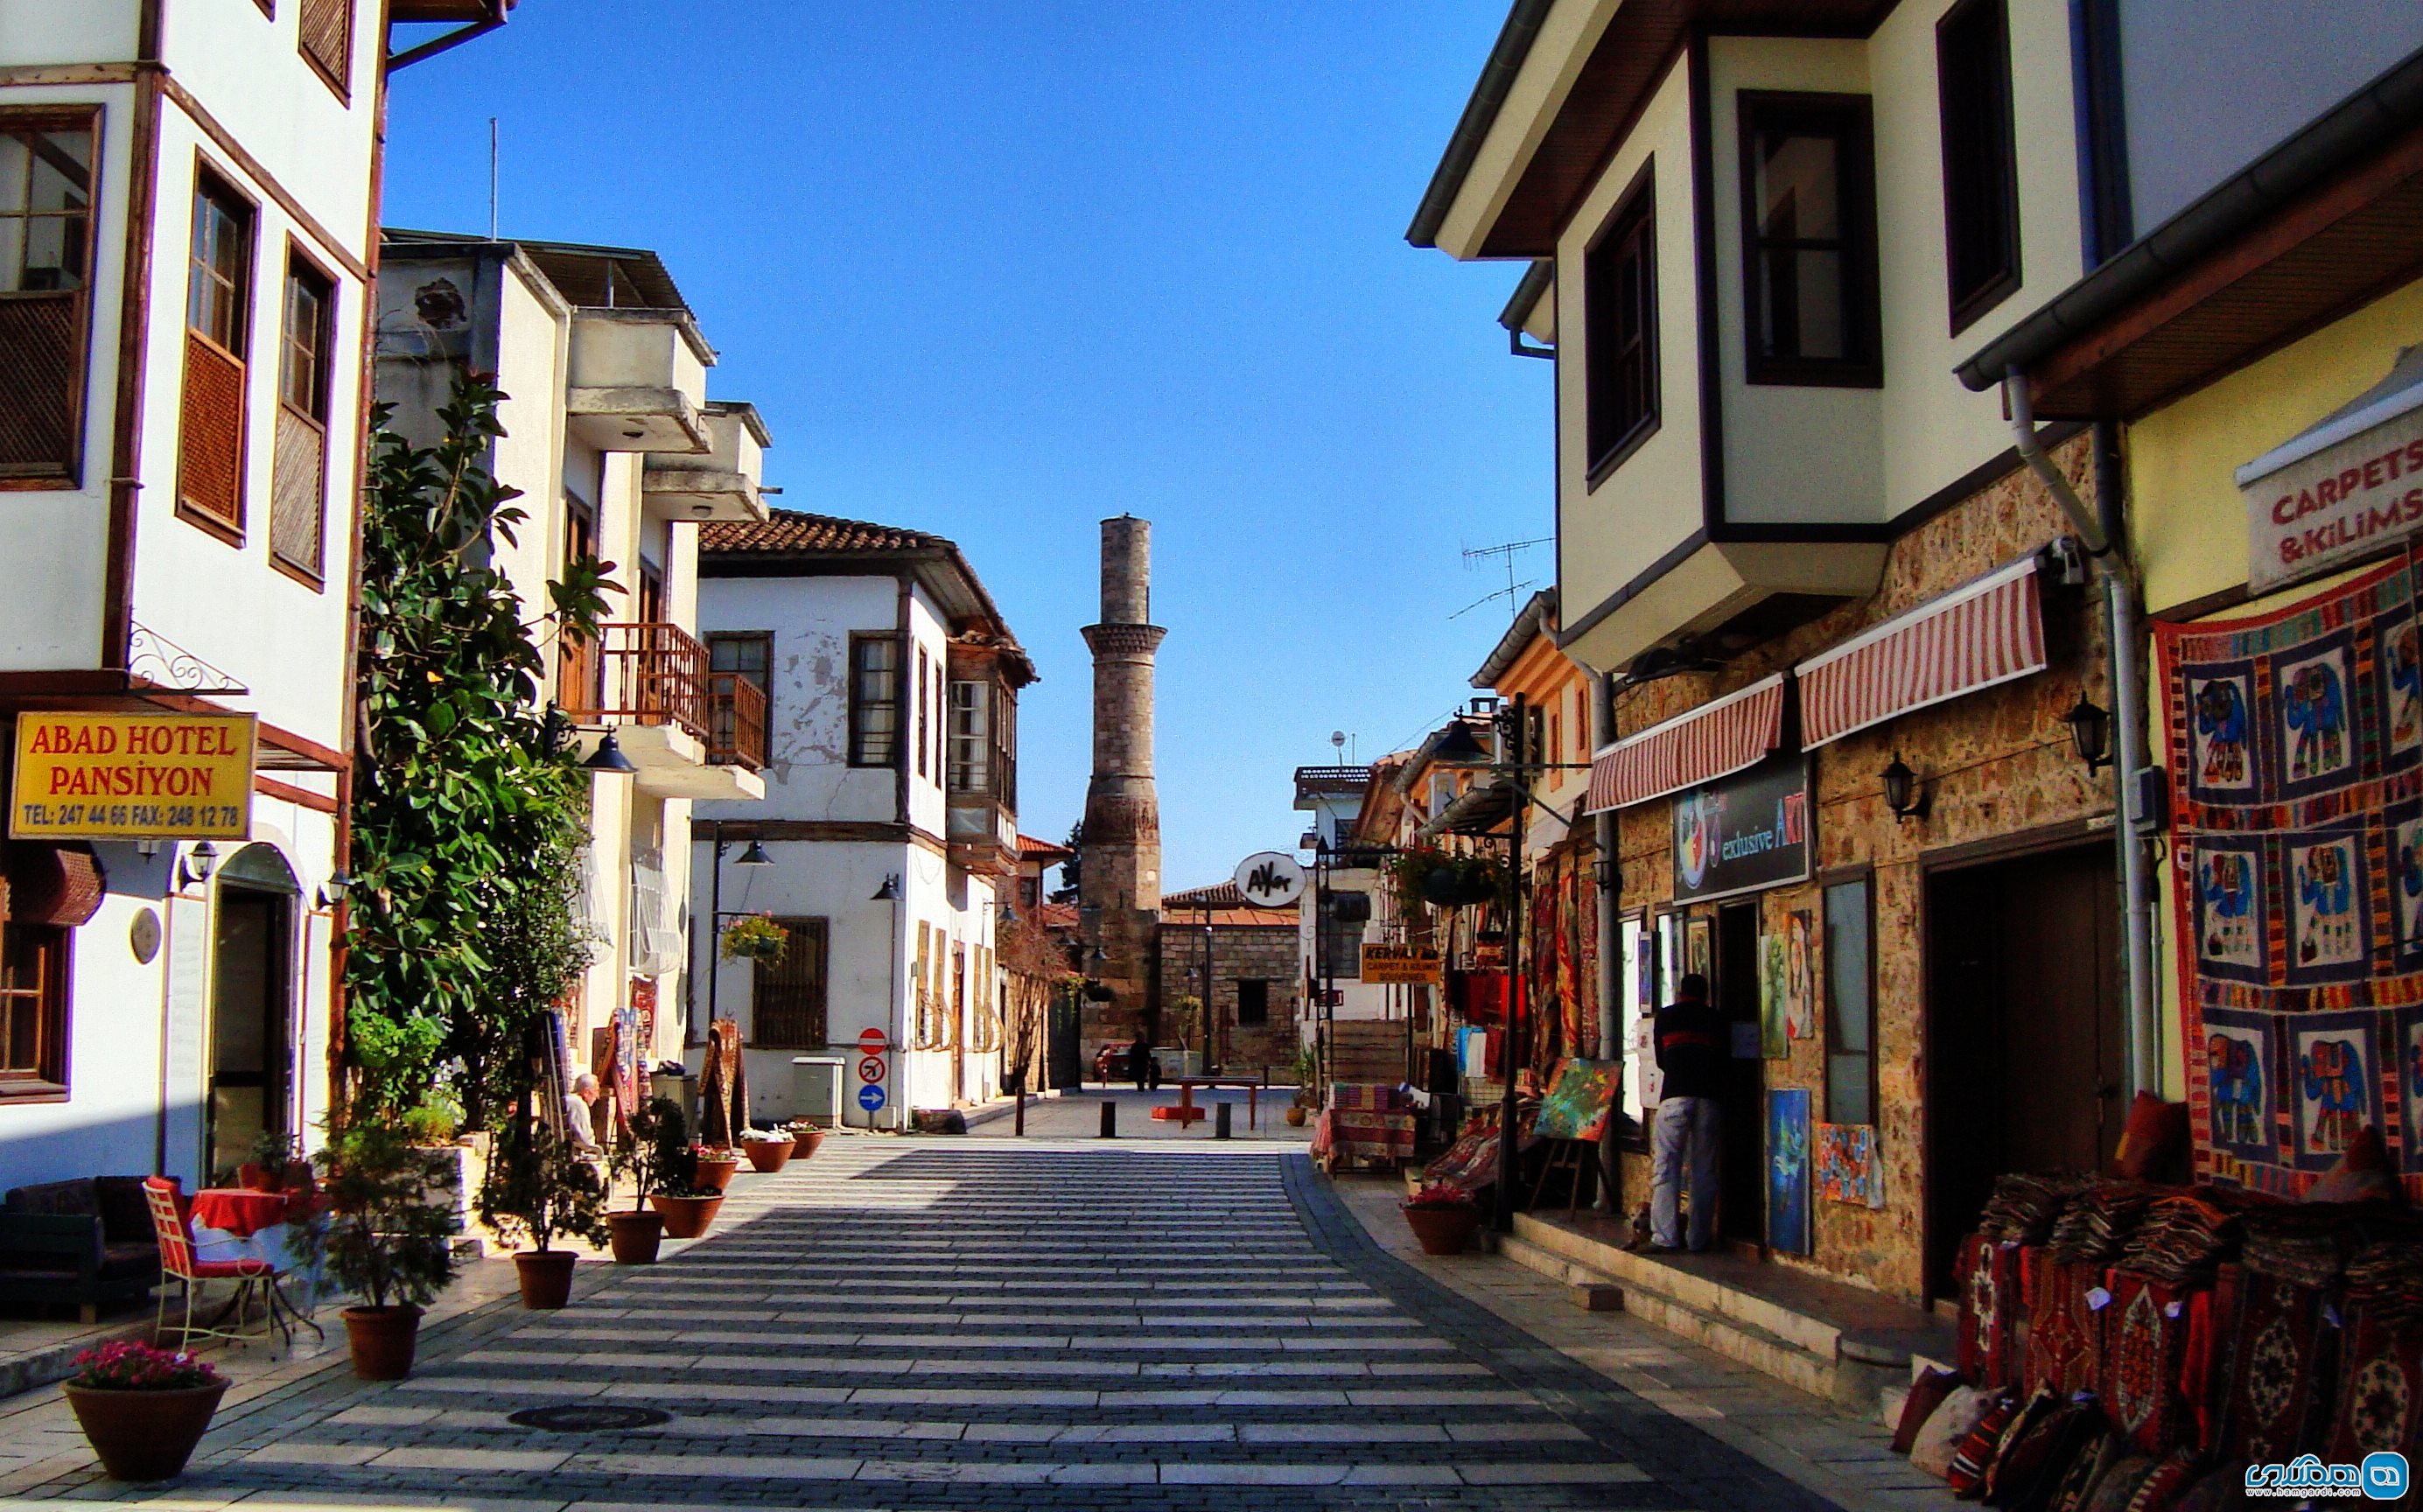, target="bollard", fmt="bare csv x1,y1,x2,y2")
1015,1090,1027,1137
1215,1101,1232,1140
1100,1100,1117,1138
